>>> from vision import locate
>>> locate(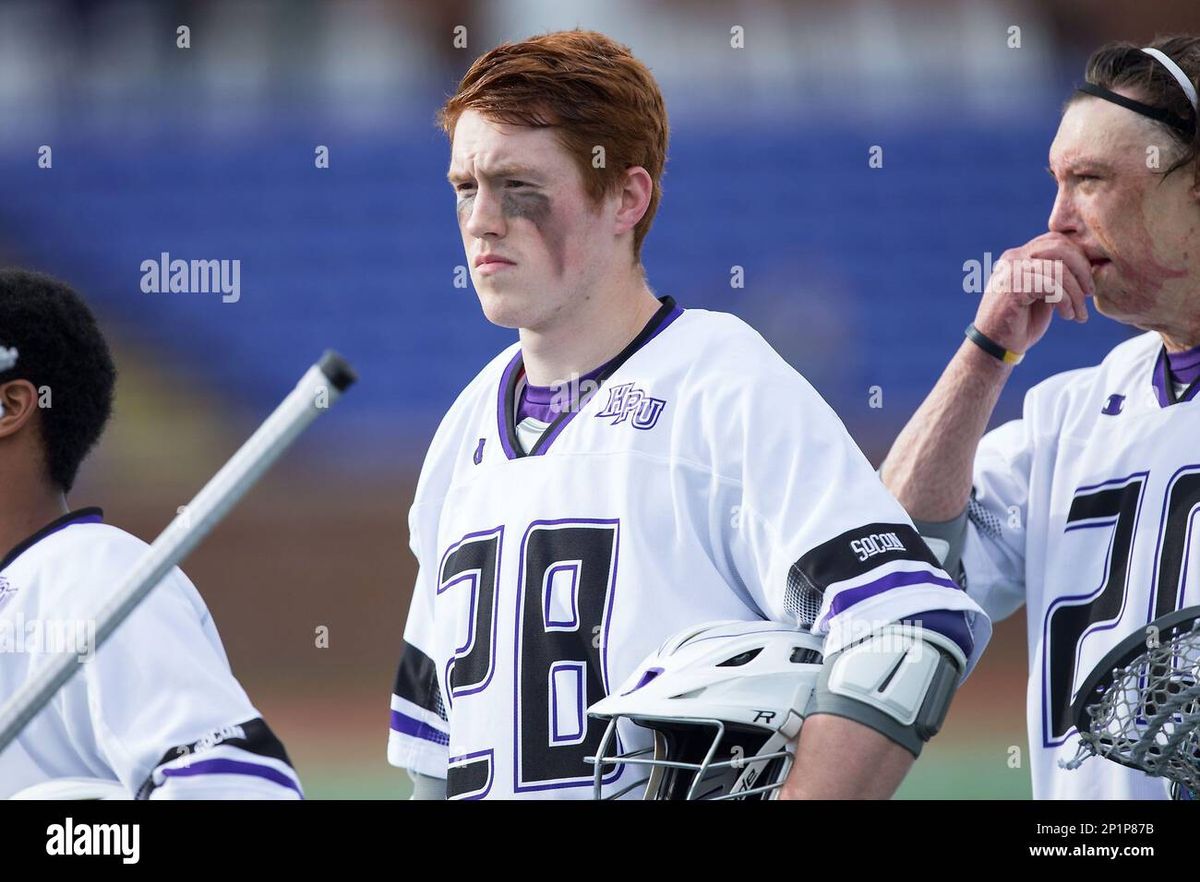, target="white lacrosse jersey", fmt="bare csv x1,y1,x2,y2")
0,509,303,799
389,297,992,799
964,330,1200,799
